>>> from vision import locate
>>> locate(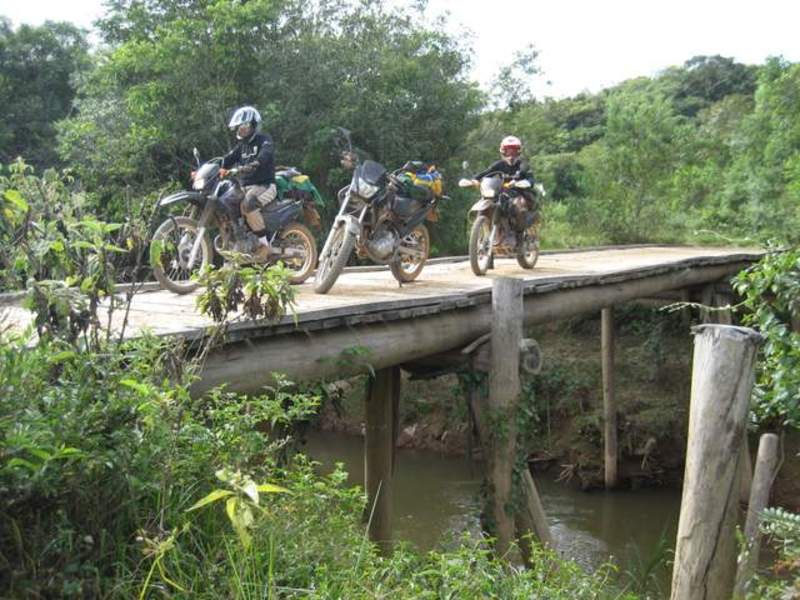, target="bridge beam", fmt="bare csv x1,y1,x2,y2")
193,262,750,395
